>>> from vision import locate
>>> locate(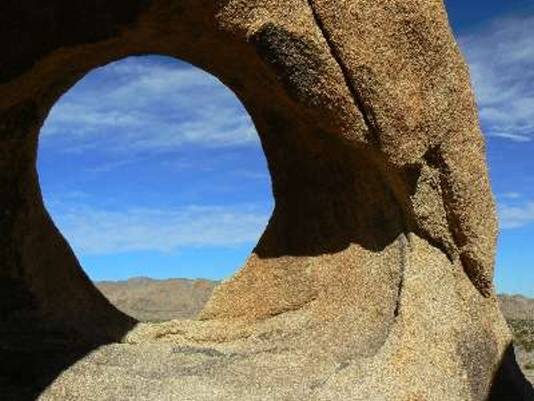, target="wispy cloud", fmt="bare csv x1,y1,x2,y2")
499,192,522,200
48,202,271,255
499,201,534,229
459,14,534,142
41,57,258,153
